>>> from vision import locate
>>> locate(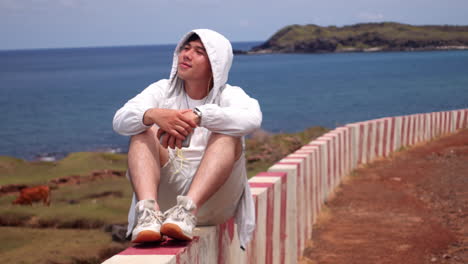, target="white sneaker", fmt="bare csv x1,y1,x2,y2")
161,196,197,241
131,199,165,243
